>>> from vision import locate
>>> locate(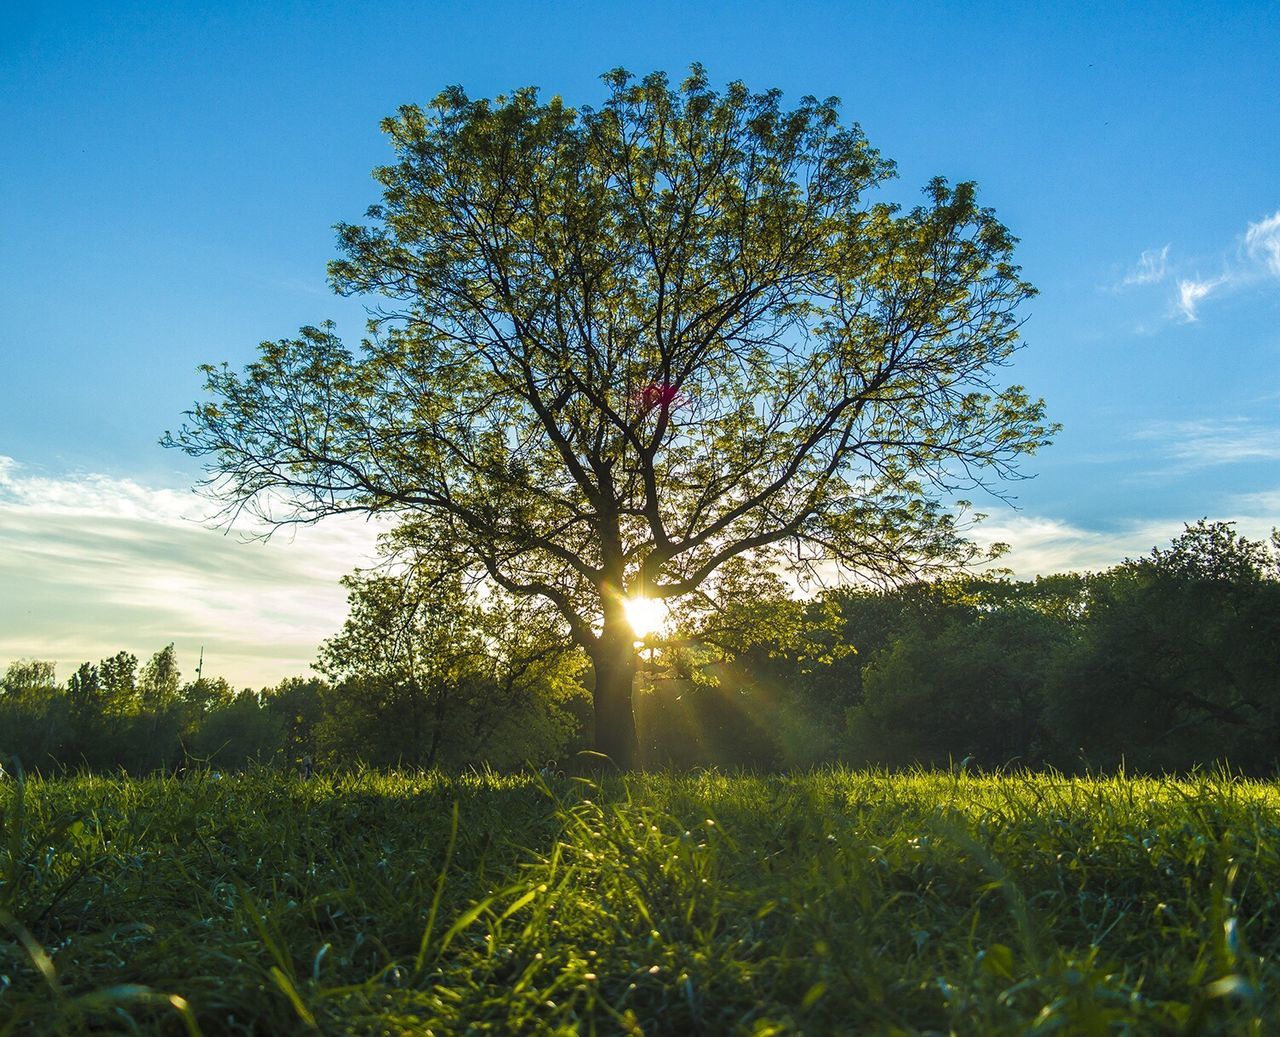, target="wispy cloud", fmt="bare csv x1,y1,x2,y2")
1122,245,1170,286
975,513,1182,576
1231,488,1280,515
976,502,1278,579
1175,275,1226,321
1117,209,1280,323
5,454,1274,685
0,456,384,689
1135,417,1280,469
1245,210,1280,276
